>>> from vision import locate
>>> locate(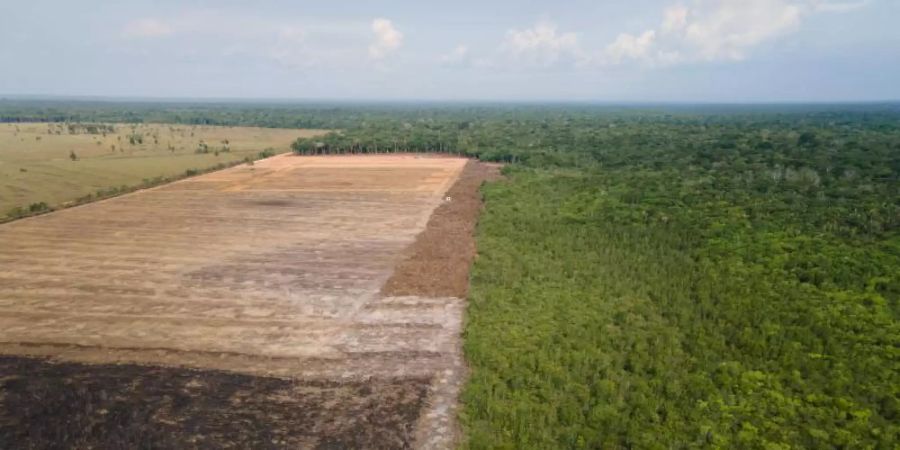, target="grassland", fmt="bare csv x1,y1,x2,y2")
0,122,325,216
